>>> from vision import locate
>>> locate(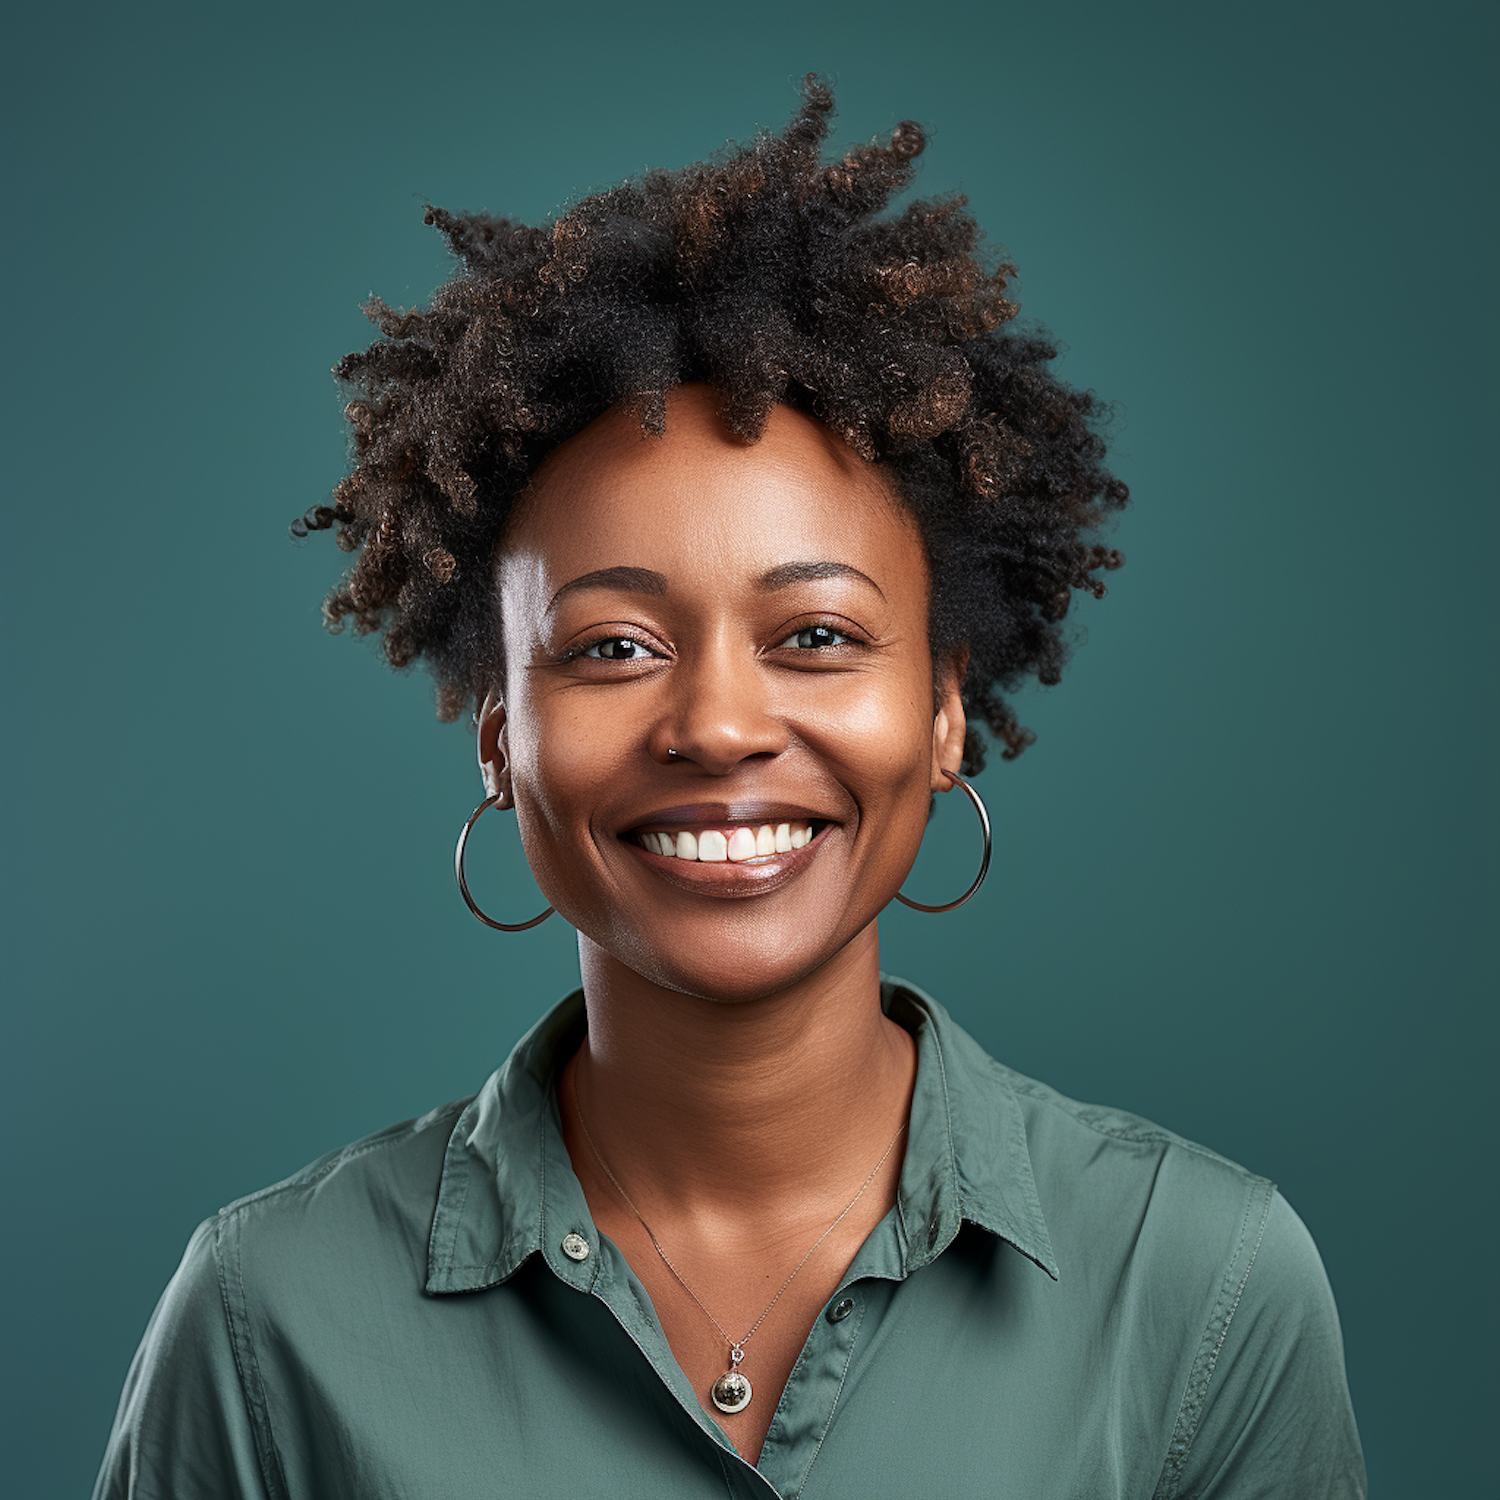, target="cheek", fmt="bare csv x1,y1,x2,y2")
504,691,625,886
802,669,937,878
808,667,934,792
